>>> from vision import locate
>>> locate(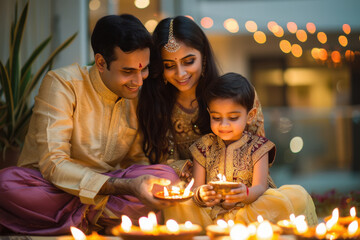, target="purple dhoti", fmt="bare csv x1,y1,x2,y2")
0,164,179,235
